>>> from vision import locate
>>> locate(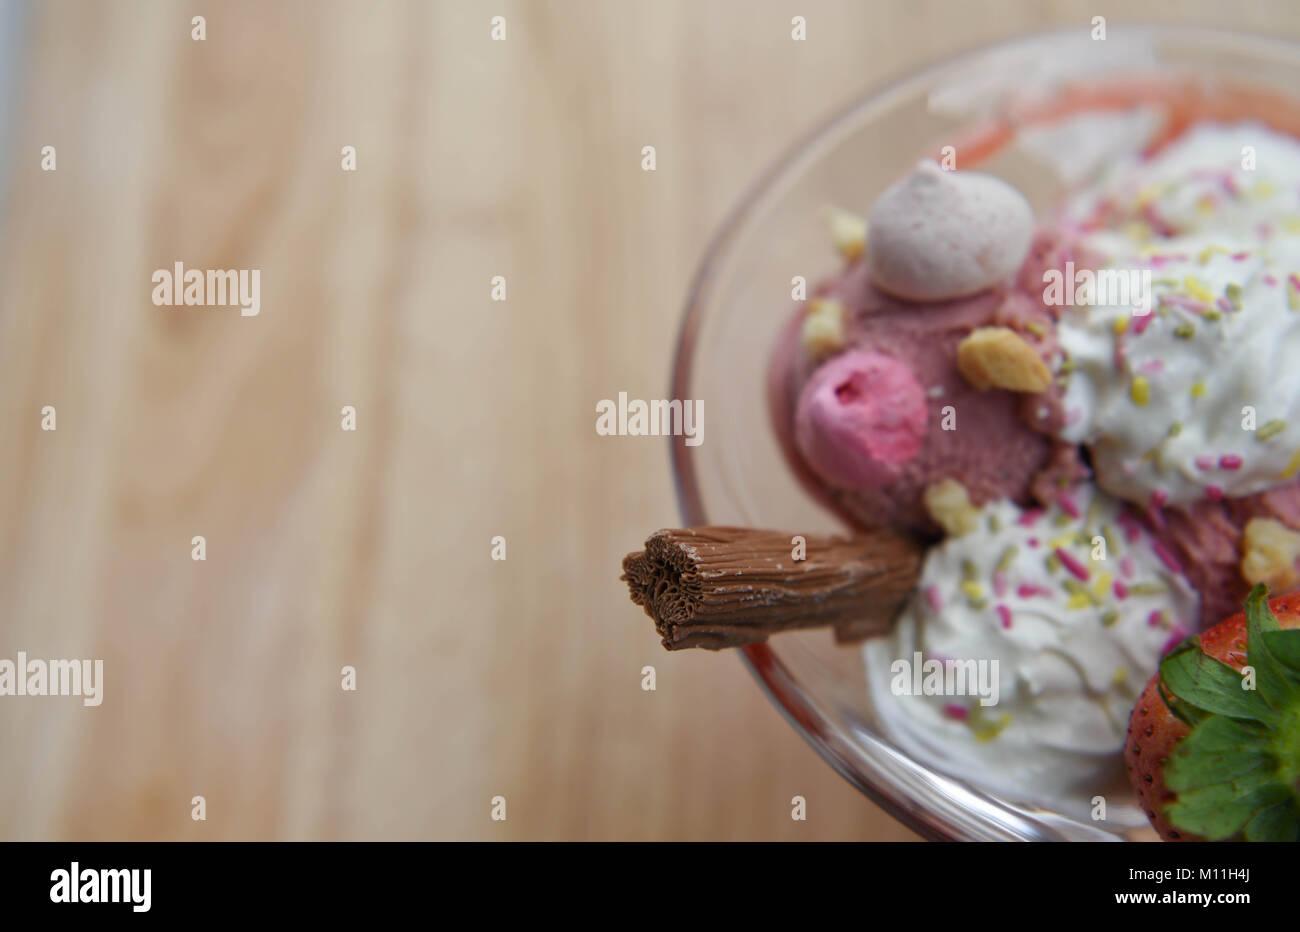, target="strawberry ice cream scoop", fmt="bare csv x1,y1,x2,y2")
794,349,927,489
